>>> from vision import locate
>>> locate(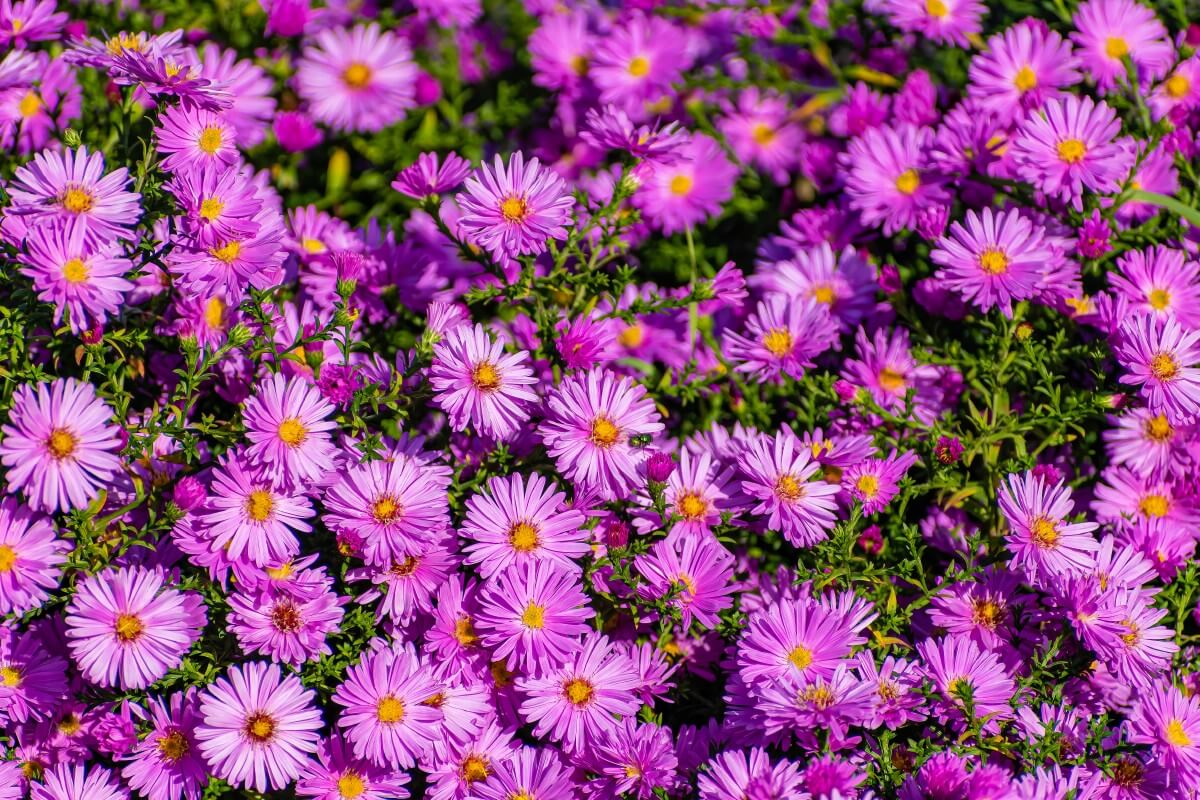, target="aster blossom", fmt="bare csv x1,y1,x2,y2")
428,323,539,441
455,152,574,262
999,470,1100,584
